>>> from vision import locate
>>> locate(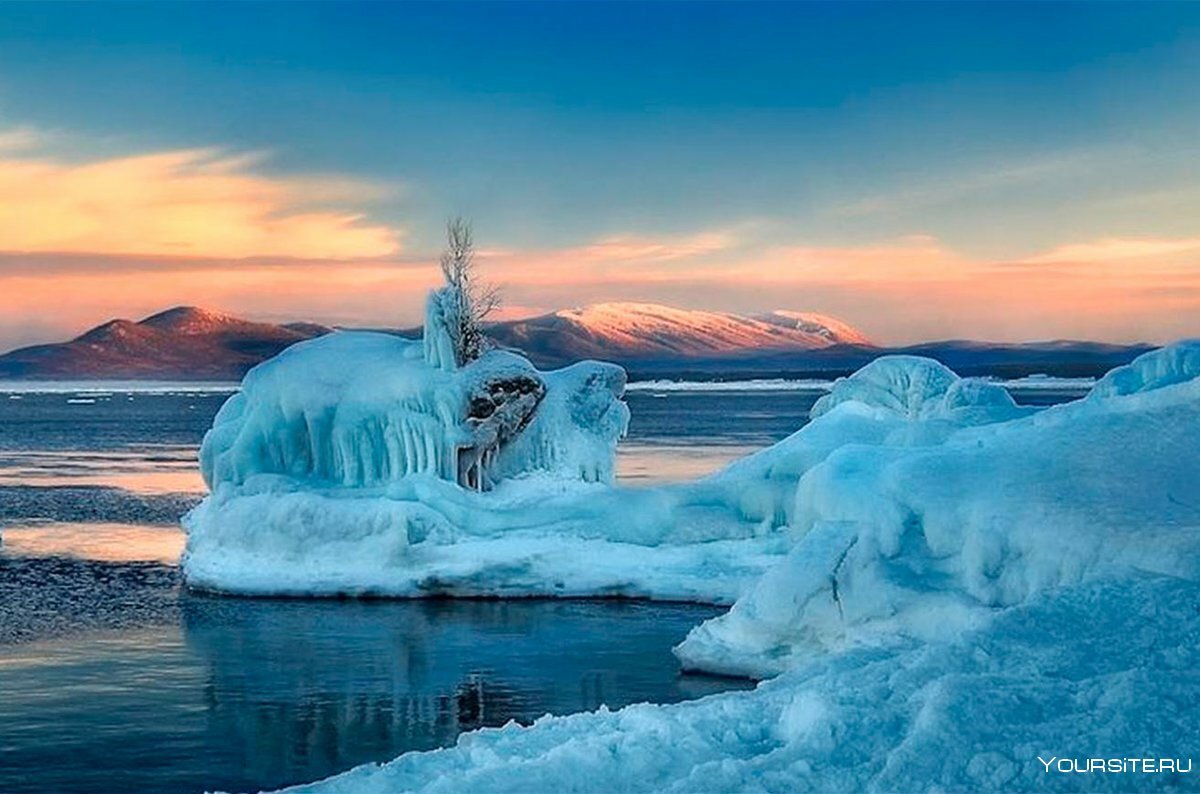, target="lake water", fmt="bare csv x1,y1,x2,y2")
0,381,1087,793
